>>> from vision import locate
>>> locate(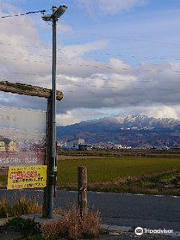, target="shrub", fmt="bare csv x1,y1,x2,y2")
20,234,59,240
19,235,44,240
7,217,41,236
0,194,42,218
41,206,100,240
